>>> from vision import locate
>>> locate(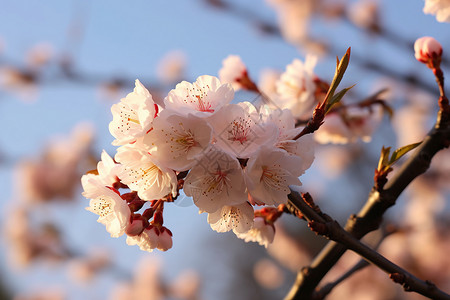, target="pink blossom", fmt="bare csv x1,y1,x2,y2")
126,226,173,252
218,55,248,91
236,217,275,248
423,0,450,23
414,36,443,65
